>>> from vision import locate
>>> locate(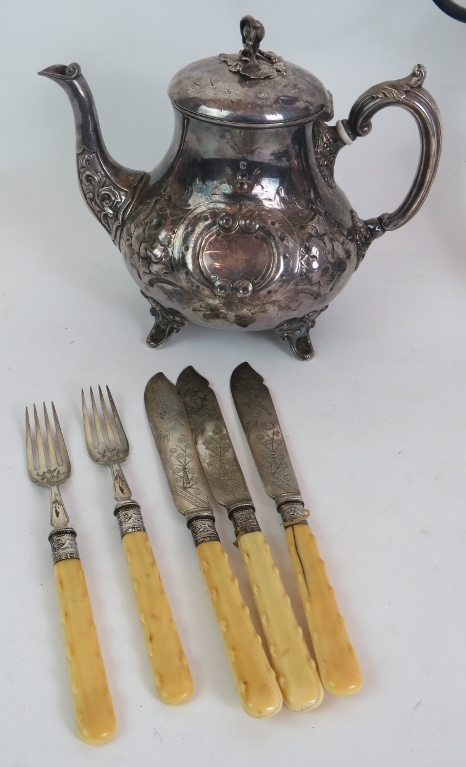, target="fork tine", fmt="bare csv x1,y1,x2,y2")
98,385,117,449
52,402,70,471
81,390,96,451
44,403,59,470
26,407,35,474
90,387,105,452
106,386,129,450
33,404,47,471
